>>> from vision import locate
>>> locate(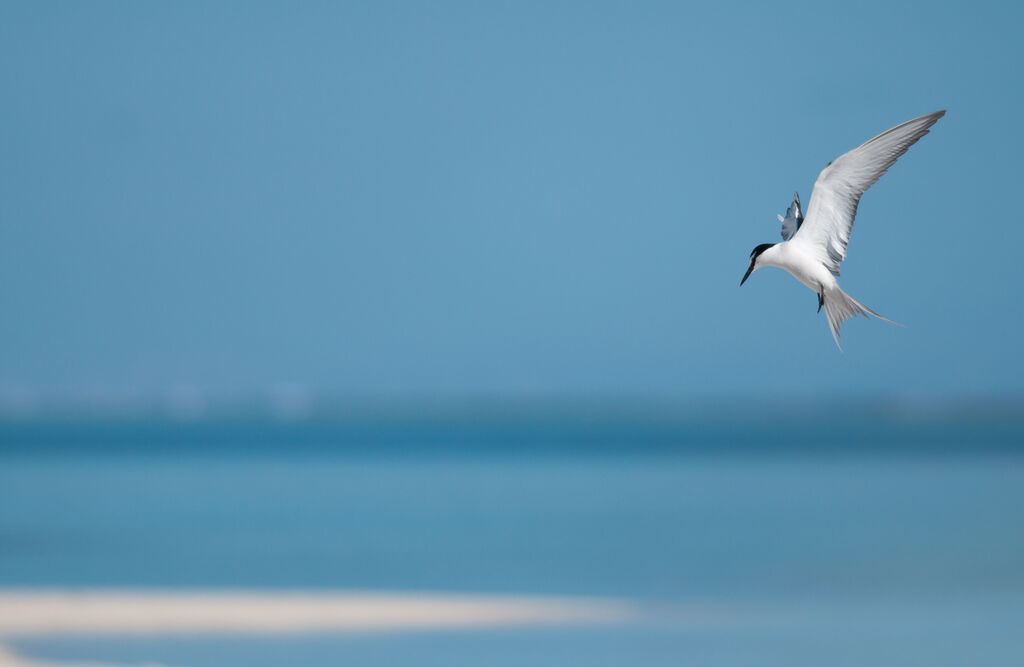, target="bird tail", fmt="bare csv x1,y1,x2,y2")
823,285,902,351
